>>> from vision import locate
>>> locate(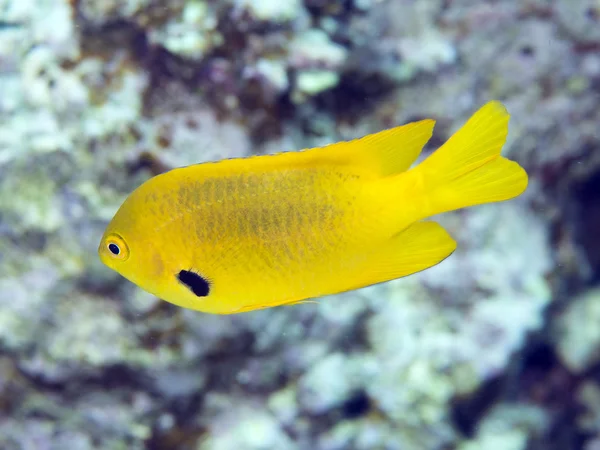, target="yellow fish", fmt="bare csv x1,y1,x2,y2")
98,101,527,314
